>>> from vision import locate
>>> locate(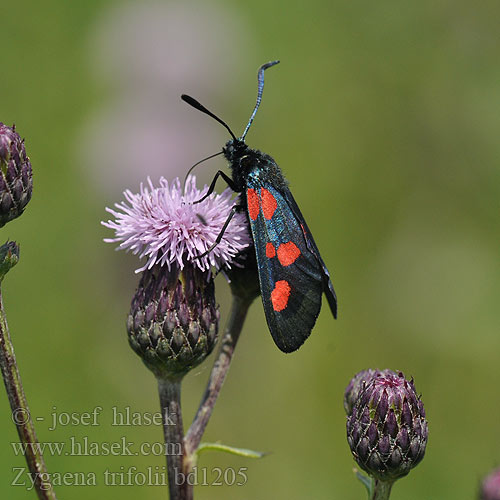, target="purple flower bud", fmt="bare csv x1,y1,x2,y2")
345,369,428,482
481,467,500,500
0,240,20,281
0,123,33,227
127,263,219,379
344,368,394,416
